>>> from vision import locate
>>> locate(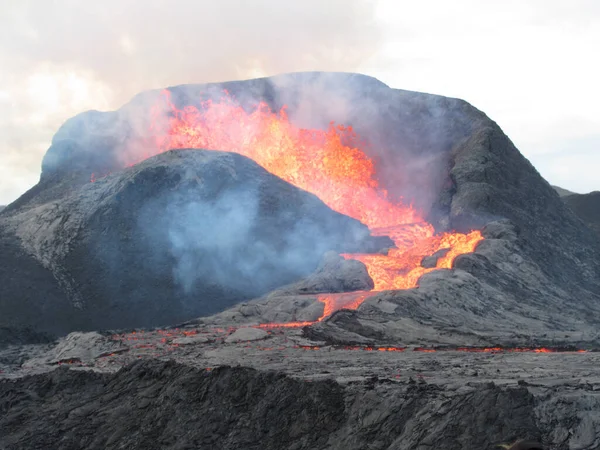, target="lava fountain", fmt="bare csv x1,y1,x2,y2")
122,90,484,323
